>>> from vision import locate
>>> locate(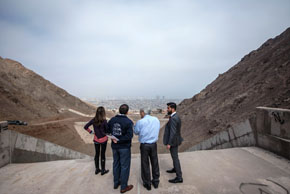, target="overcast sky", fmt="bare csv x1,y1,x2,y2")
0,0,289,100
